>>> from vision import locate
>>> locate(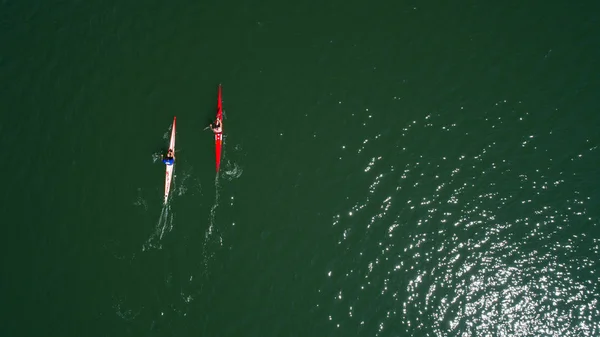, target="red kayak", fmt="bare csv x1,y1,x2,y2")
215,84,223,172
